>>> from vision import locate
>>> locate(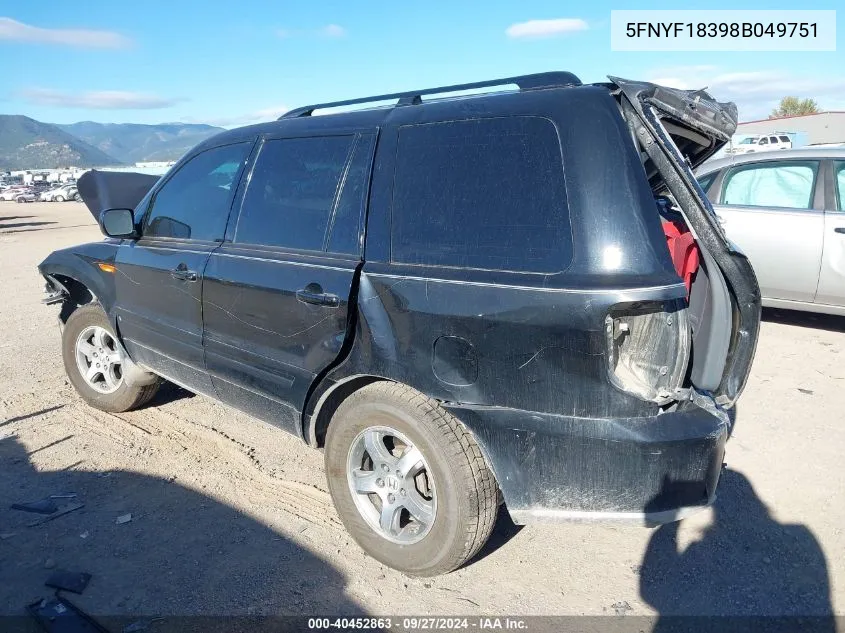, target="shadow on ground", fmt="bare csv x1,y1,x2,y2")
0,435,363,628
640,469,834,631
0,220,56,231
763,307,845,333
